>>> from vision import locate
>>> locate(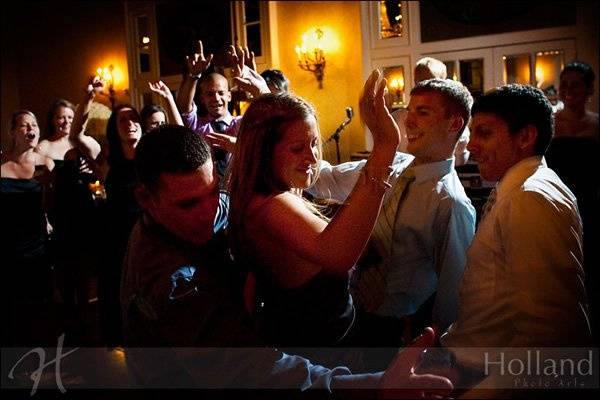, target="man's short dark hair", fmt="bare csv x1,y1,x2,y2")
561,60,595,90
411,78,473,137
135,124,211,191
472,84,553,156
